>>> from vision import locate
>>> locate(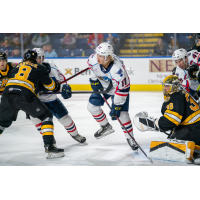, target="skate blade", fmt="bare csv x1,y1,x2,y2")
95,129,115,139
79,142,88,145
132,148,138,153
46,152,65,159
